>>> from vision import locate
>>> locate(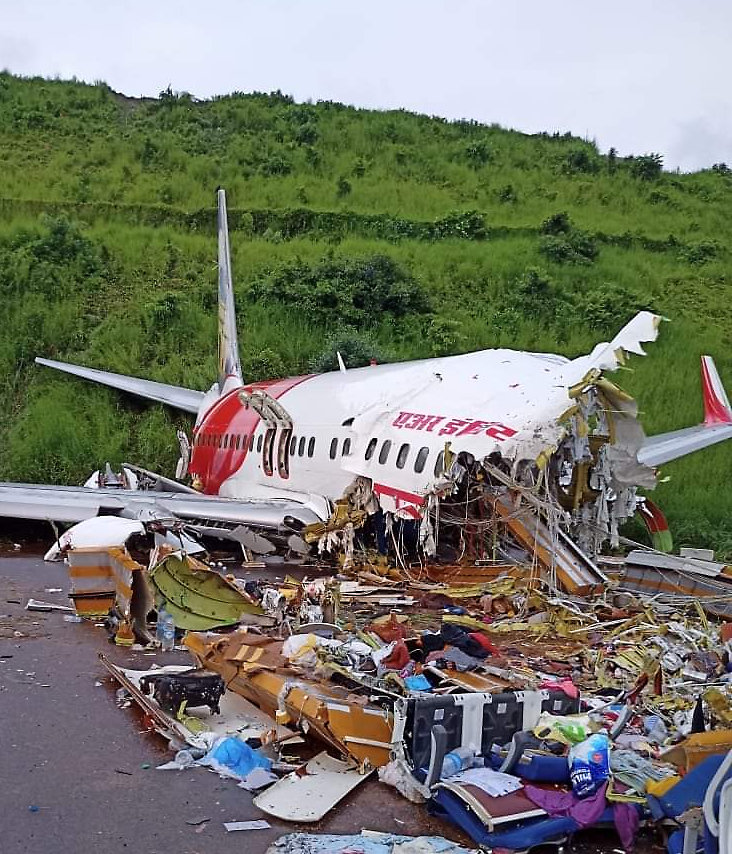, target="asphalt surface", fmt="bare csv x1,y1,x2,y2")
0,552,465,854
0,550,662,854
